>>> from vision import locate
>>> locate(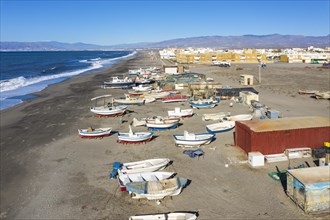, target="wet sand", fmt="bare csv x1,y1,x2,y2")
1,51,329,219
